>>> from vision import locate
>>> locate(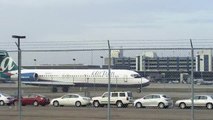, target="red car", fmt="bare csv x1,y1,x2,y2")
15,94,50,106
